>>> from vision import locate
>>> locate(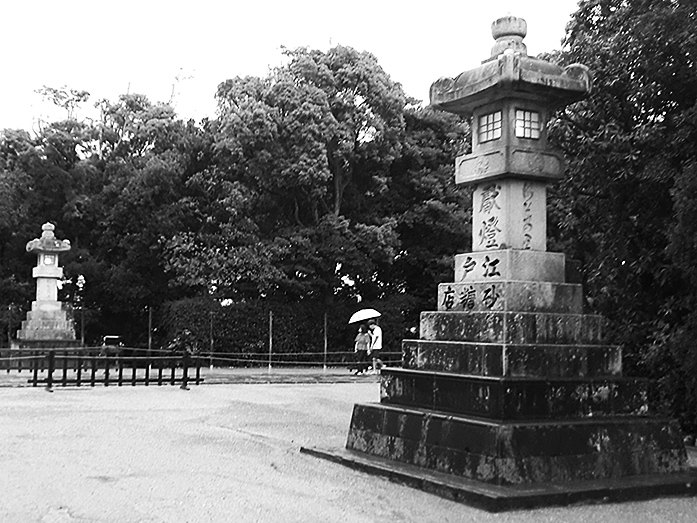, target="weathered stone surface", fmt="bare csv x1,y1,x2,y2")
420,311,606,345
17,302,75,341
18,329,76,341
25,307,71,321
403,340,504,376
471,179,547,251
402,340,622,378
506,342,622,377
429,52,592,118
21,319,72,331
454,250,566,282
457,146,564,185
438,281,583,314
346,403,688,485
28,300,65,313
380,369,649,420
13,339,81,350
